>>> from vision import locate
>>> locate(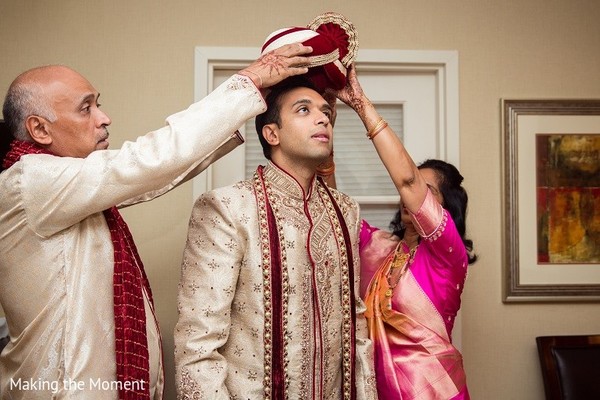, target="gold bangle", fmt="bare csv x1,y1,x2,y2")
366,118,384,137
366,118,386,139
370,121,388,140
316,156,335,176
368,119,388,140
316,164,336,176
